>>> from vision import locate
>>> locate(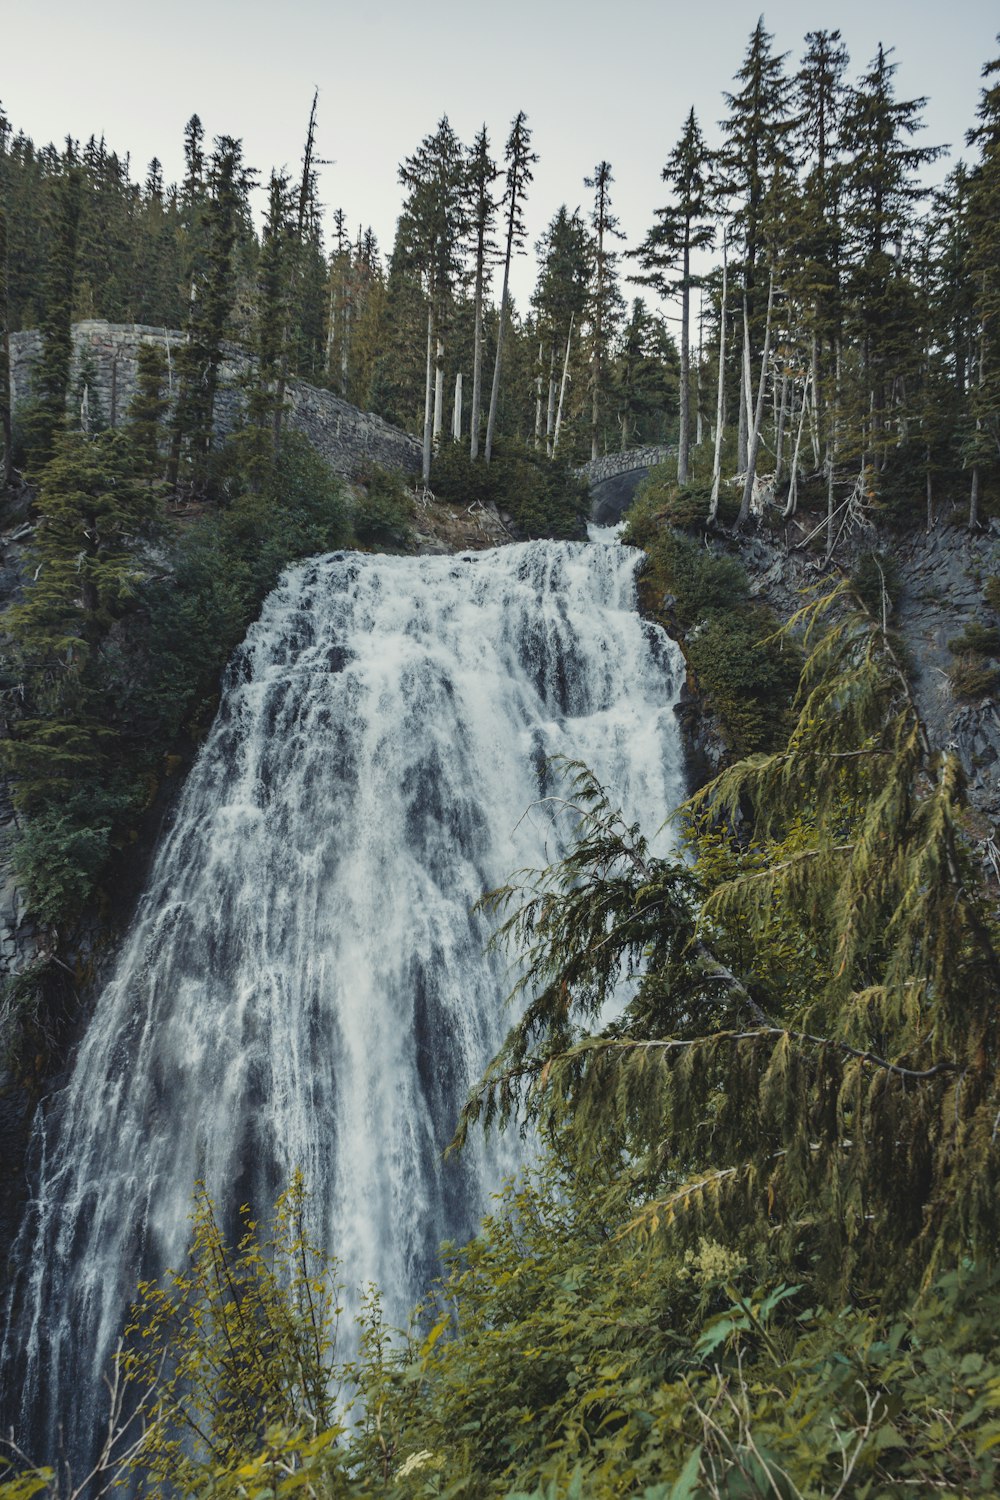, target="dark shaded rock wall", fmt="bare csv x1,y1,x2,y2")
10,321,422,479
